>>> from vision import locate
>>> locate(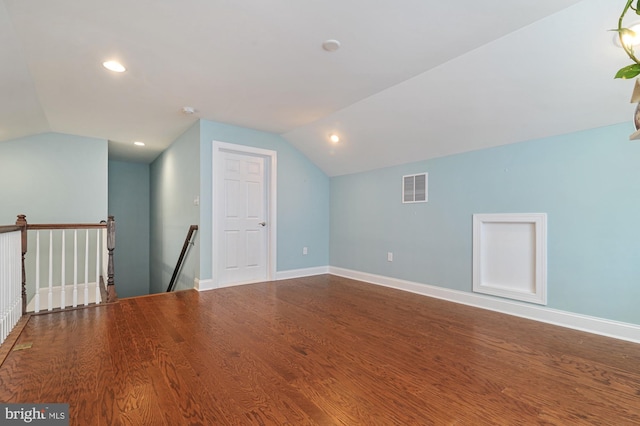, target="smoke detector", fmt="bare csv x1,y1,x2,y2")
182,106,196,115
322,40,341,52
